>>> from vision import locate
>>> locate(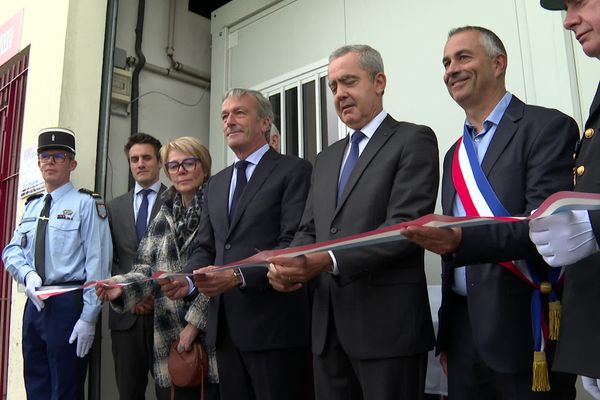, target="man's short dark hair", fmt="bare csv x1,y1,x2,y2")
448,26,507,59
124,132,162,161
